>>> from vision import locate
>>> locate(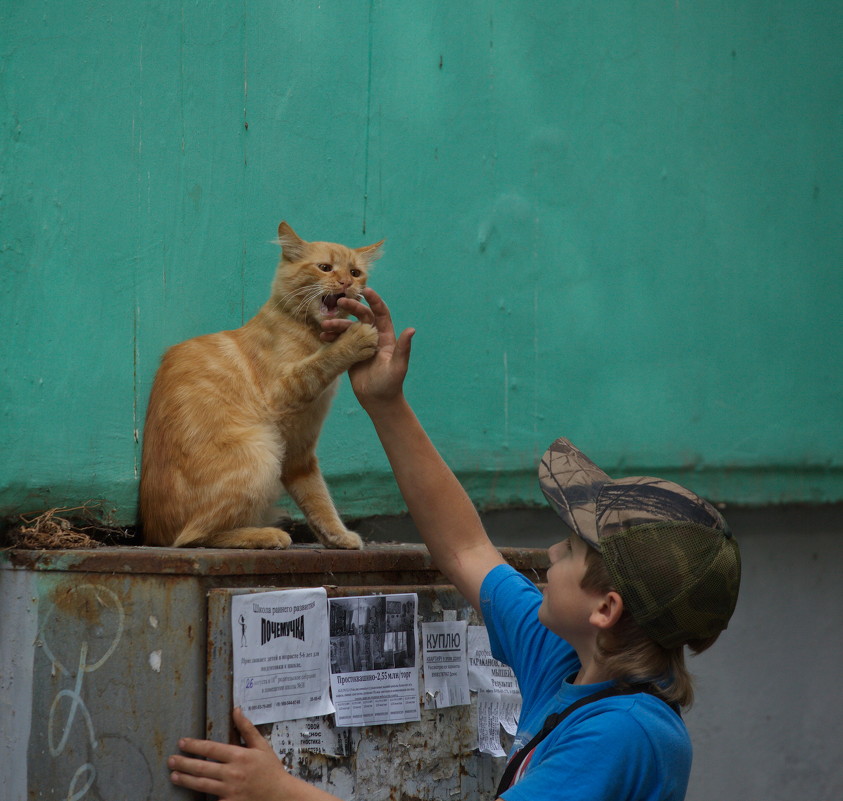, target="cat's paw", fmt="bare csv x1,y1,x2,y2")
245,527,294,549
337,321,378,364
172,526,292,549
316,528,364,550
